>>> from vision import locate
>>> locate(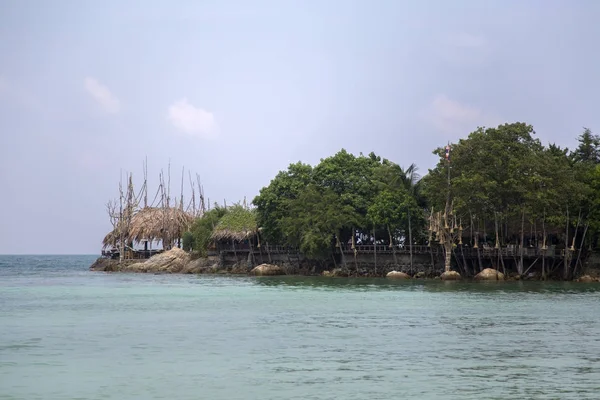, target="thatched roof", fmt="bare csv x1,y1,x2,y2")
102,227,121,249
211,205,258,241
102,207,193,248
128,206,193,243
